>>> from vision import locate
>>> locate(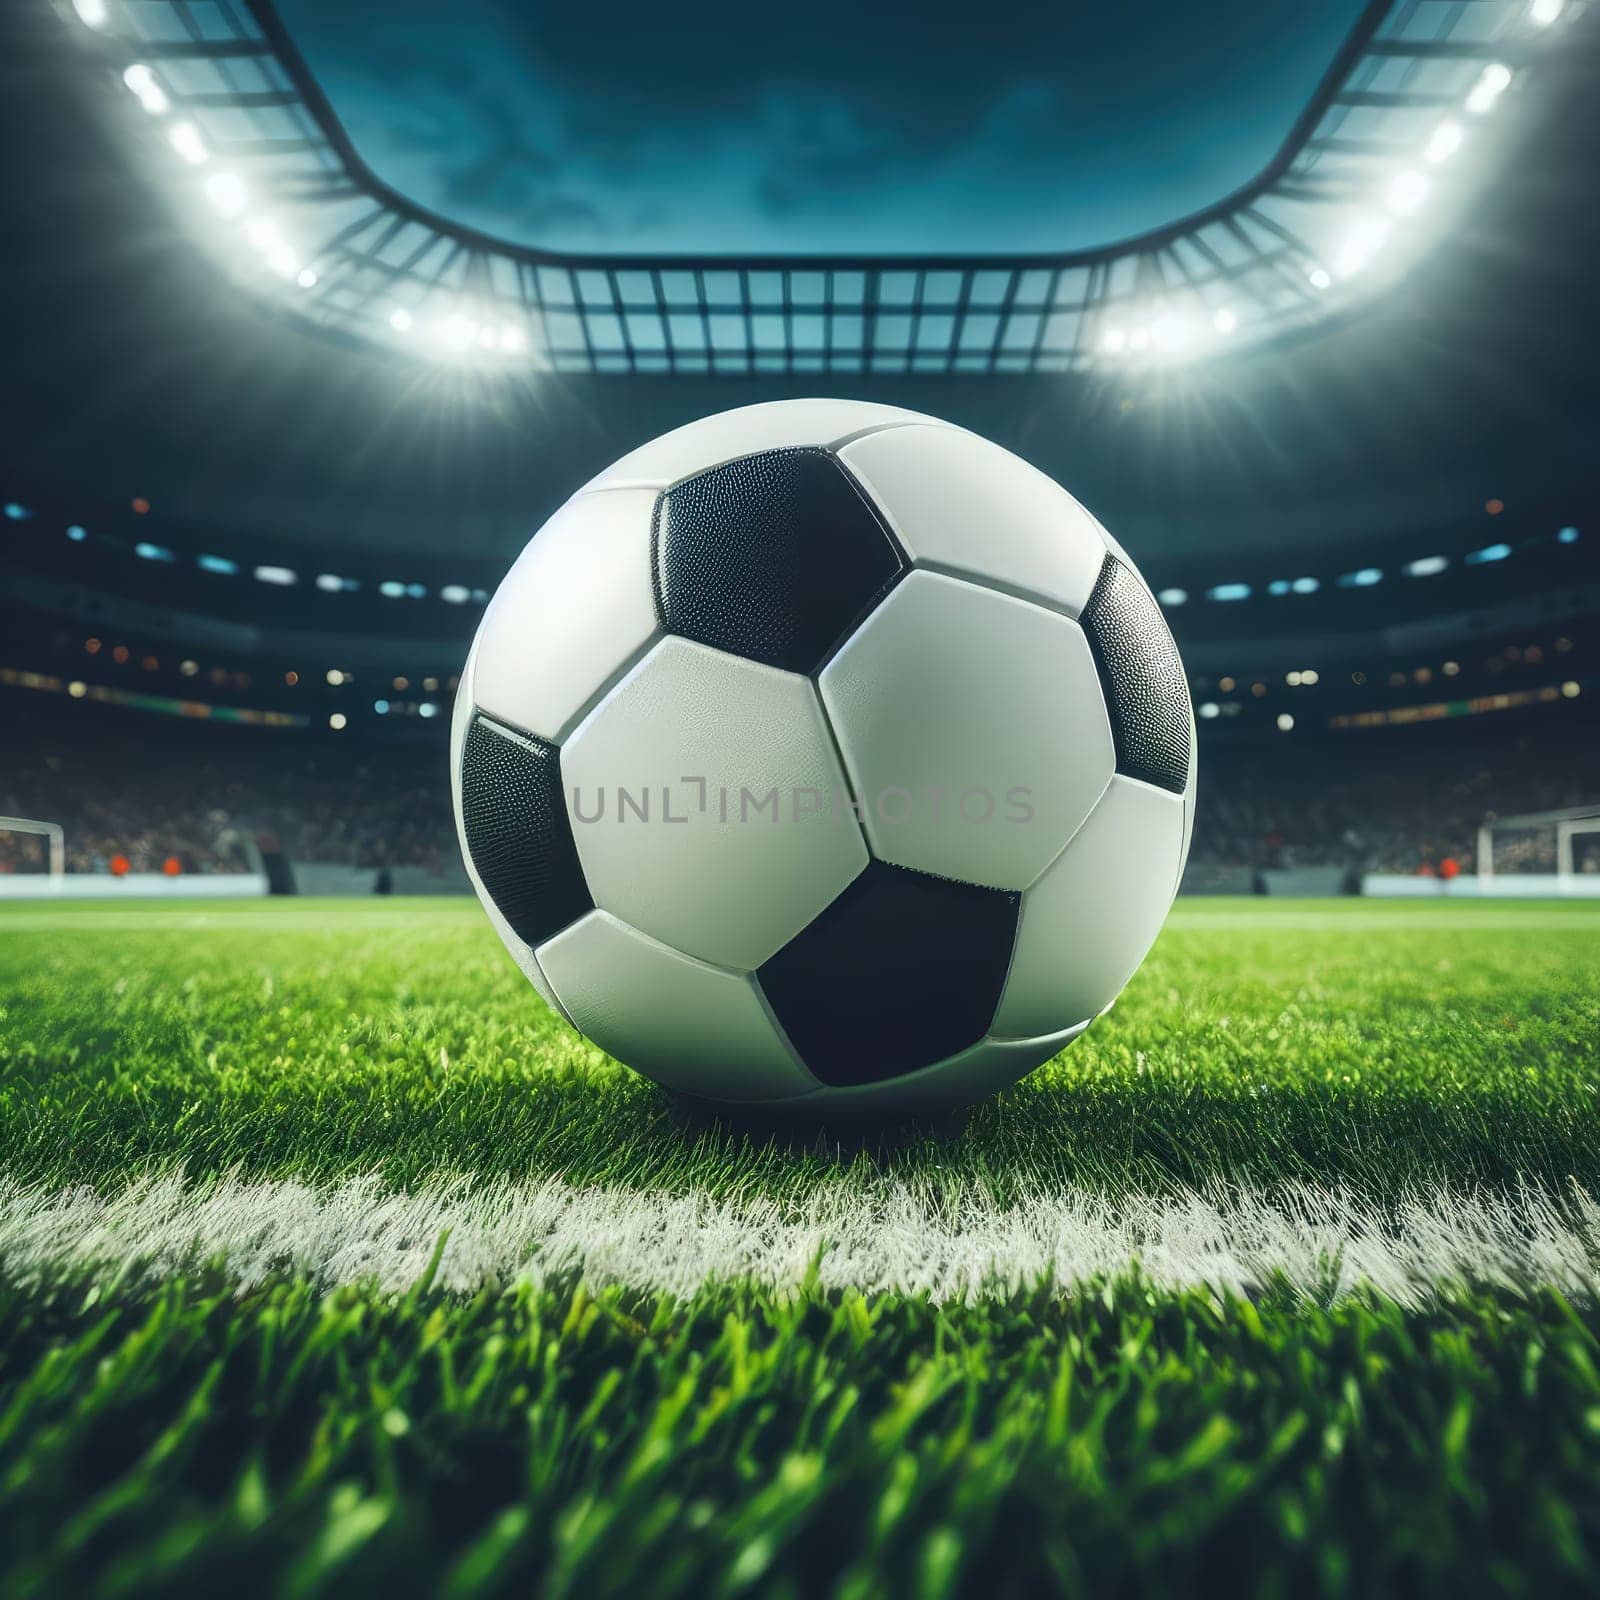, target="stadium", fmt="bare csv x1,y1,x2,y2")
2,0,1598,1590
